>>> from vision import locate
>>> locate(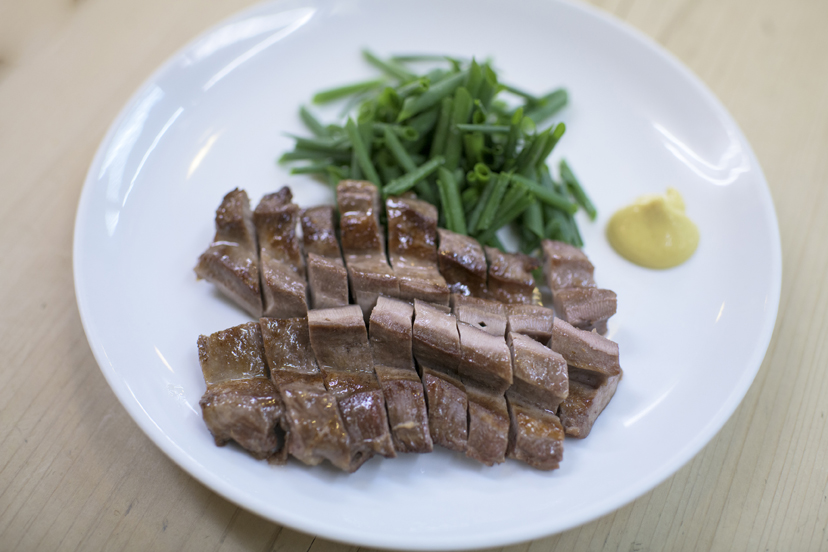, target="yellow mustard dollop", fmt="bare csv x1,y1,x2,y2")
606,188,699,269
